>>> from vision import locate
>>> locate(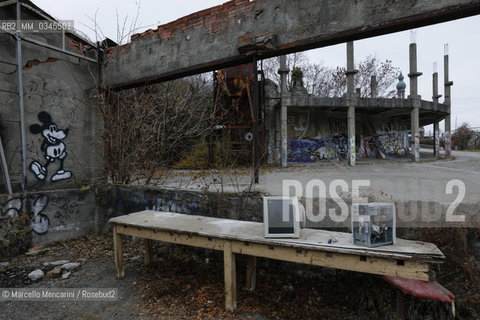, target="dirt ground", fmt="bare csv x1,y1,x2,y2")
1,233,479,320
